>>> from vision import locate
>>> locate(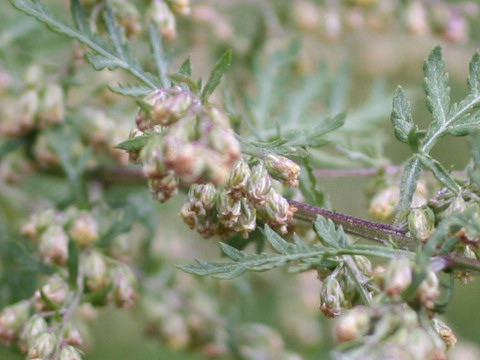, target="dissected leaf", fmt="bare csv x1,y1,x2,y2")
418,154,460,194
391,86,414,143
